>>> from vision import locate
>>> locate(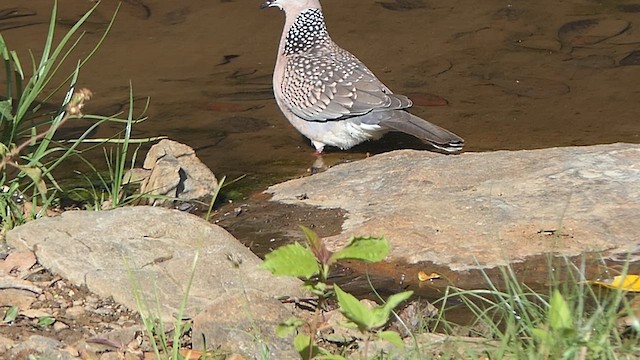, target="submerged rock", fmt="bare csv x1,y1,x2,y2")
620,50,640,66
558,18,630,48
268,143,640,271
